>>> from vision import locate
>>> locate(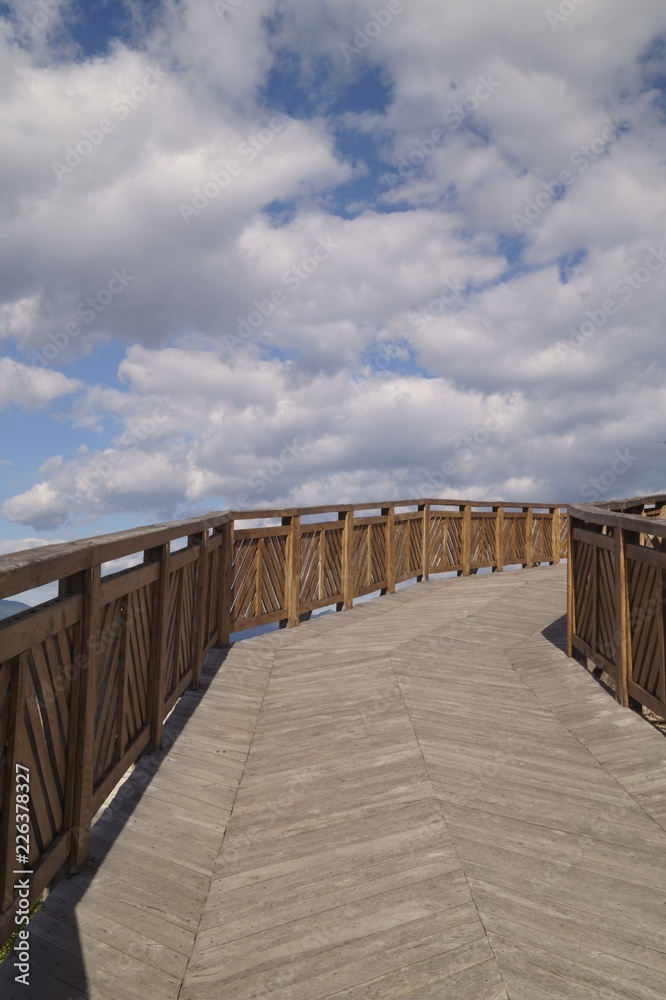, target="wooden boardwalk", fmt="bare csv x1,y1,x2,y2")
2,564,666,999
